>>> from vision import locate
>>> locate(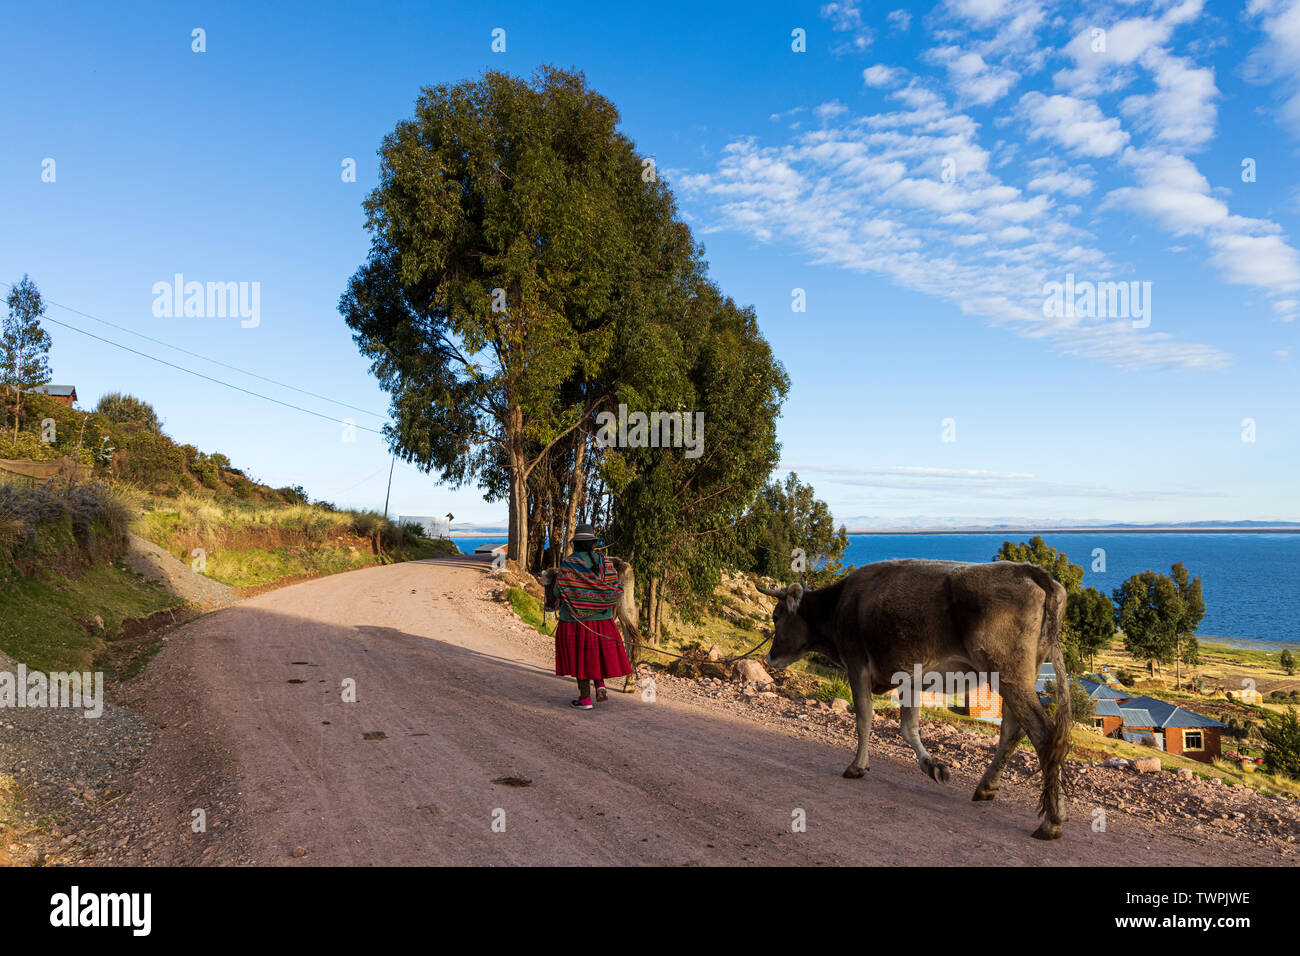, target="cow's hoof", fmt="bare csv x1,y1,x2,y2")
842,765,868,779
972,786,997,802
1031,821,1063,841
926,762,950,784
